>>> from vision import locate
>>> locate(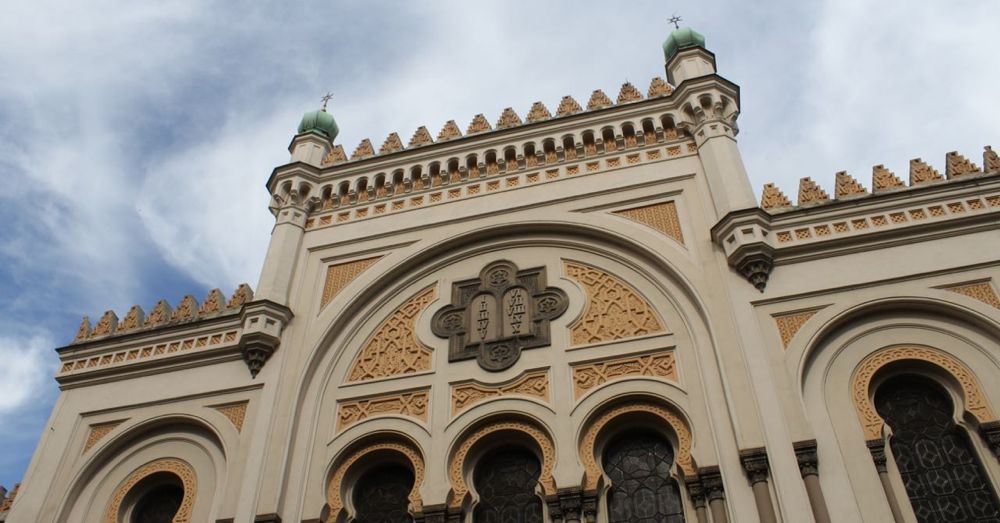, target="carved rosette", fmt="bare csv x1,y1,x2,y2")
432,261,568,372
